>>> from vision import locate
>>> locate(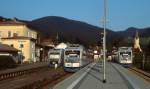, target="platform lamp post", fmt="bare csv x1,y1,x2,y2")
102,0,107,83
